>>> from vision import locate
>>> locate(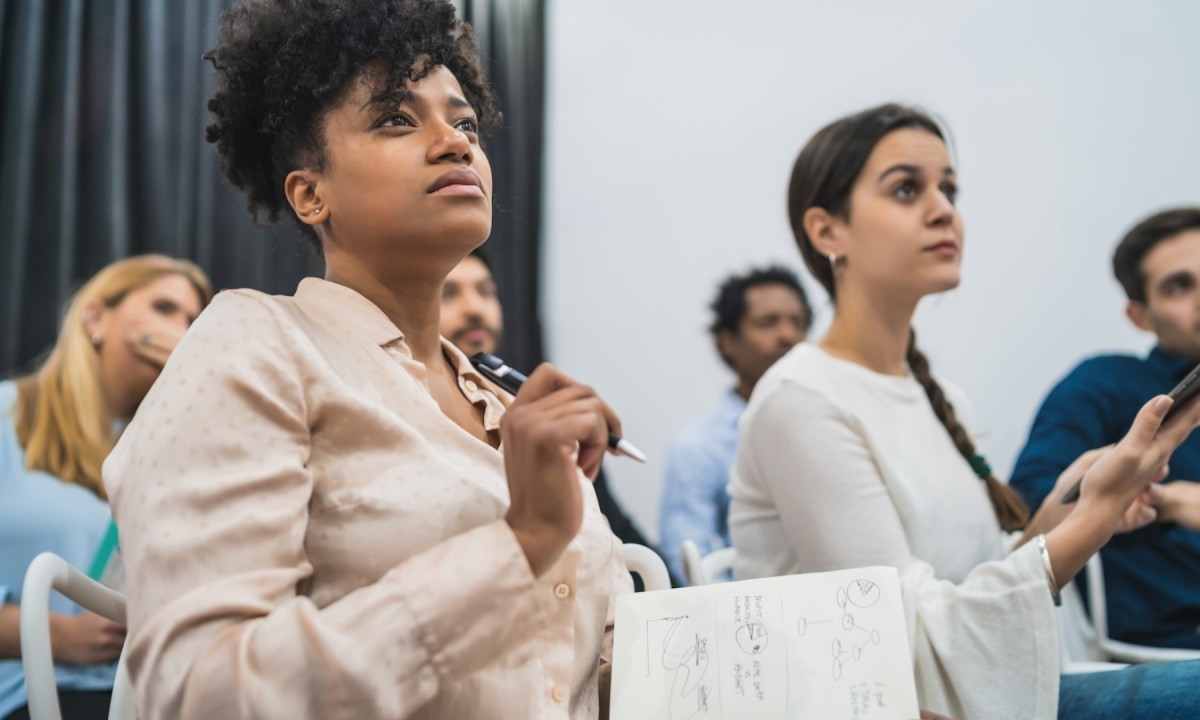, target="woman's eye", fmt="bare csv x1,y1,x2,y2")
940,183,959,204
893,180,918,200
381,113,414,128
153,300,175,315
456,118,479,134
